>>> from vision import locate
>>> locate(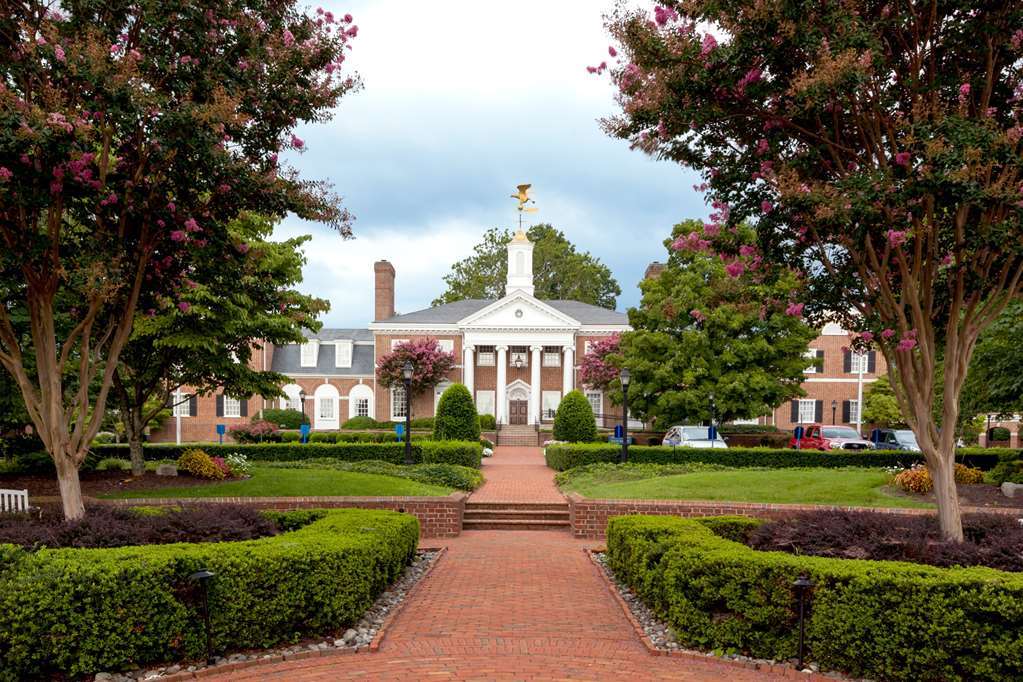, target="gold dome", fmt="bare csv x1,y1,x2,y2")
511,229,530,243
